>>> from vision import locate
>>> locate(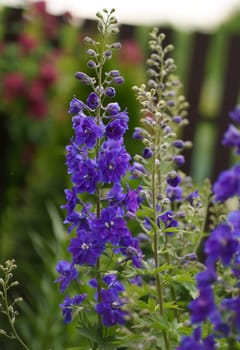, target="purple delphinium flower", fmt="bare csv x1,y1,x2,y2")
118,234,143,268
132,127,144,140
61,187,79,216
60,294,87,323
158,210,178,235
166,171,181,187
213,164,240,201
95,287,127,327
105,119,126,140
221,297,240,331
142,147,153,159
125,186,141,214
86,92,100,109
227,210,240,237
177,327,216,350
98,143,131,184
91,207,127,244
73,114,103,148
55,260,79,293
204,223,239,267
186,190,200,206
196,267,216,289
68,230,105,266
105,87,116,98
166,185,182,202
65,140,88,174
189,287,216,324
105,102,121,116
173,139,185,149
229,106,240,123
69,96,86,114
72,159,99,194
173,154,185,167
222,124,240,148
